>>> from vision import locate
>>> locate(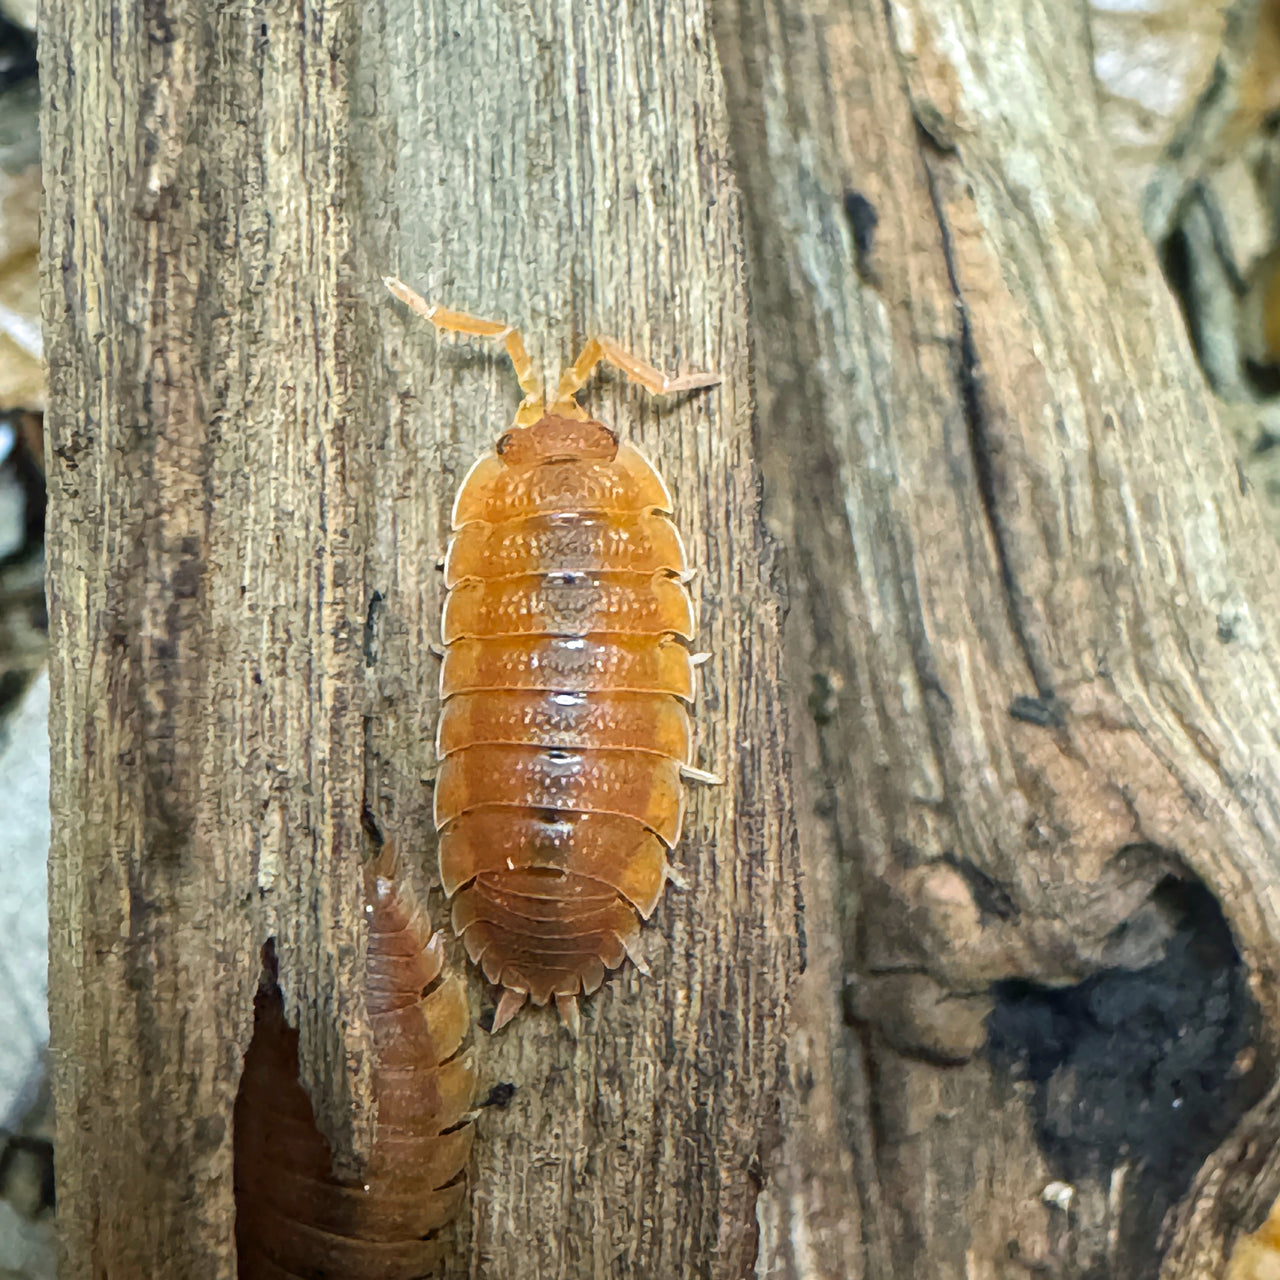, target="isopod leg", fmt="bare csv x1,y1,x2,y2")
383,276,545,423
491,987,527,1033
681,763,723,785
551,336,721,409
555,993,581,1038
